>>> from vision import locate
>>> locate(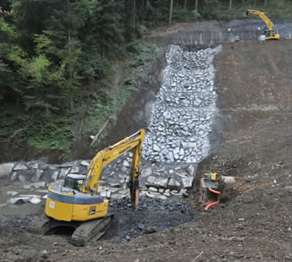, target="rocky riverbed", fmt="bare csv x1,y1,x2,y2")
144,45,220,163
0,157,196,243
0,45,223,241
